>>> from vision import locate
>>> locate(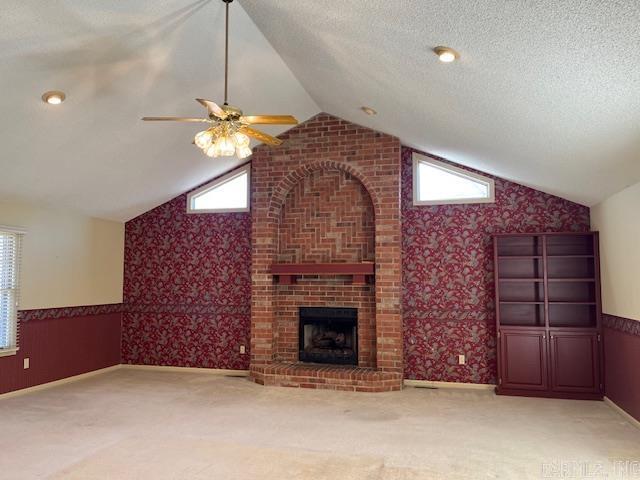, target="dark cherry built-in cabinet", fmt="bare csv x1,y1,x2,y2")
494,233,603,400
